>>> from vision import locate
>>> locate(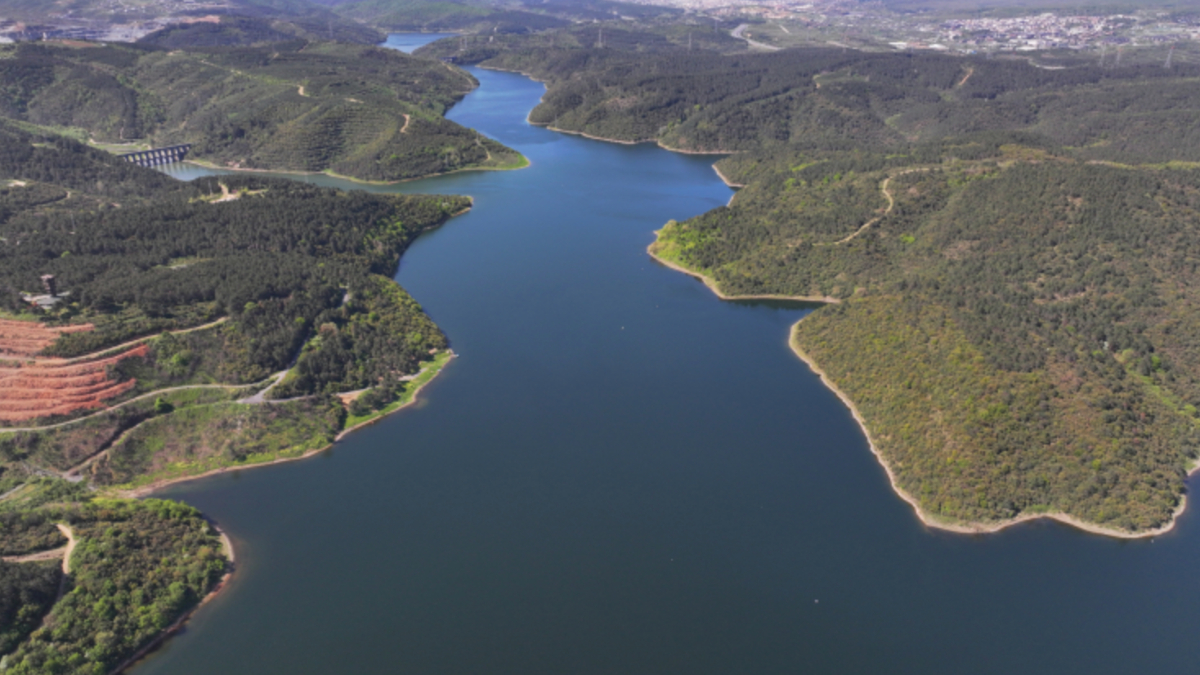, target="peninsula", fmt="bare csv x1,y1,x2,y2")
423,30,1200,536
0,109,469,670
